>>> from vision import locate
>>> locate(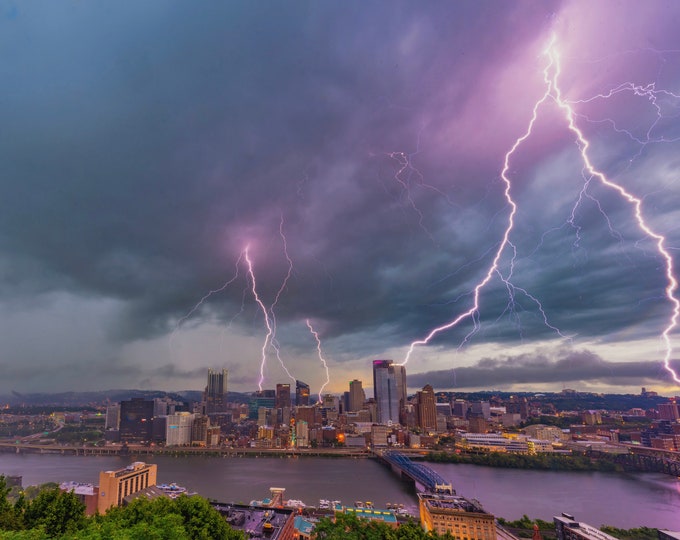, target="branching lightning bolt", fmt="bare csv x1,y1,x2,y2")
269,214,297,385
401,42,558,366
243,246,275,391
401,34,680,386
169,251,246,354
546,37,680,384
306,319,330,401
